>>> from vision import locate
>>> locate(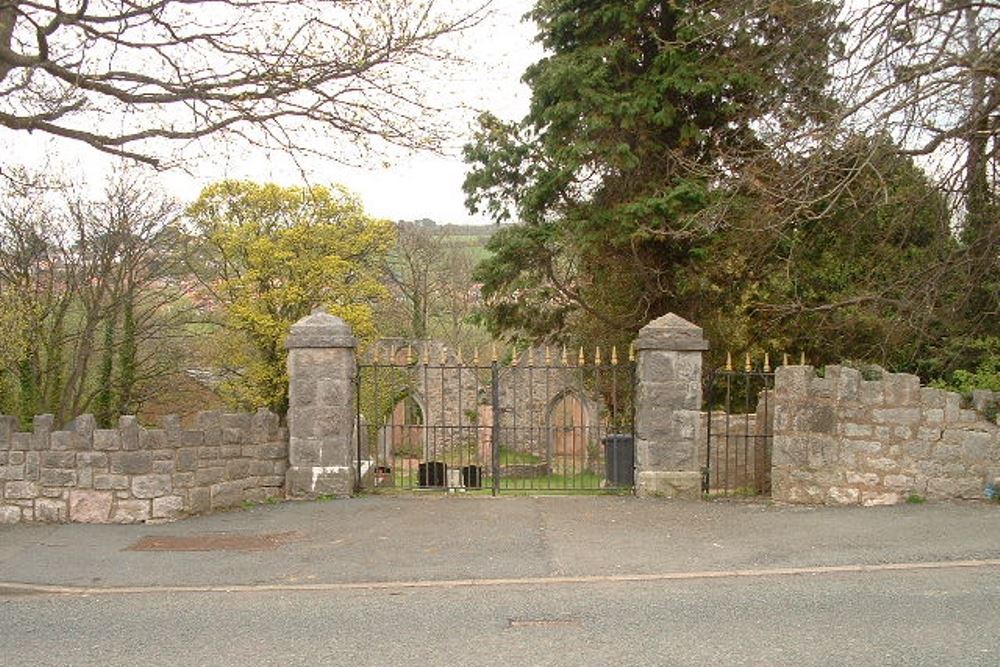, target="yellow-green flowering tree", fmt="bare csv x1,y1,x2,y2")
188,181,394,413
